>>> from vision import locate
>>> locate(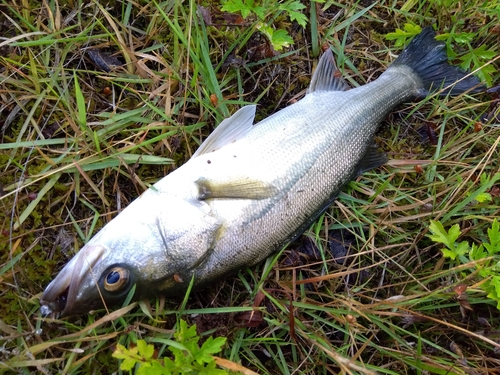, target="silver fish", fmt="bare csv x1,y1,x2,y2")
41,27,483,316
